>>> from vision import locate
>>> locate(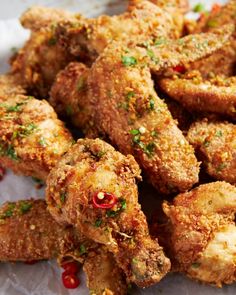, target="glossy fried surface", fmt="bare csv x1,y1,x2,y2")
187,119,236,184
56,0,177,62
46,138,170,287
0,76,73,180
159,72,236,120
0,199,78,262
0,74,26,98
159,182,236,287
